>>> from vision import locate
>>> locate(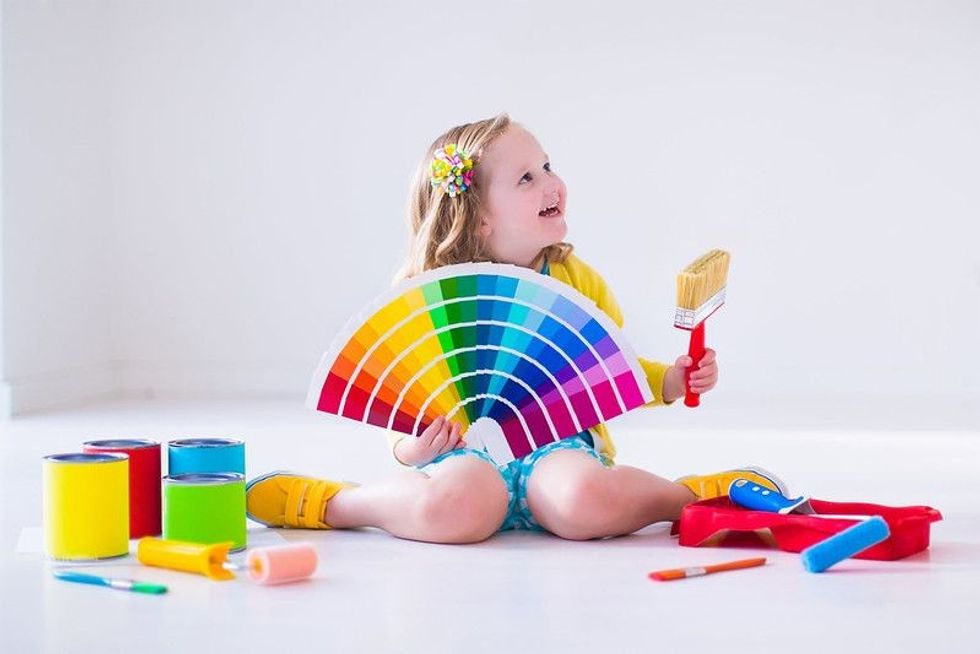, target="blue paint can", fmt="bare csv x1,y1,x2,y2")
167,438,245,476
